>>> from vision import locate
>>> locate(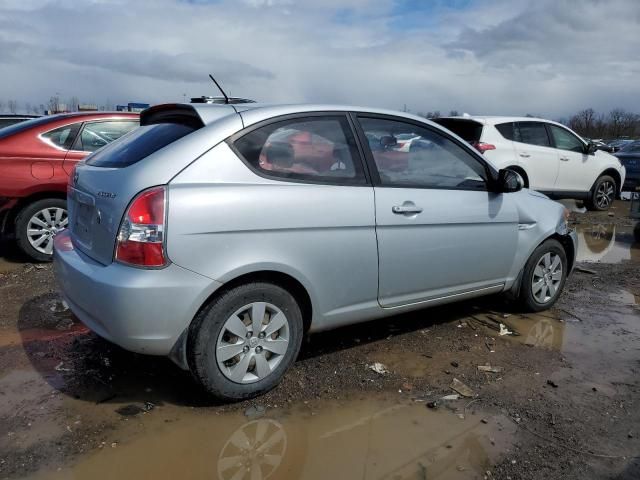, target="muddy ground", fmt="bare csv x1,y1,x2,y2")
0,200,639,480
